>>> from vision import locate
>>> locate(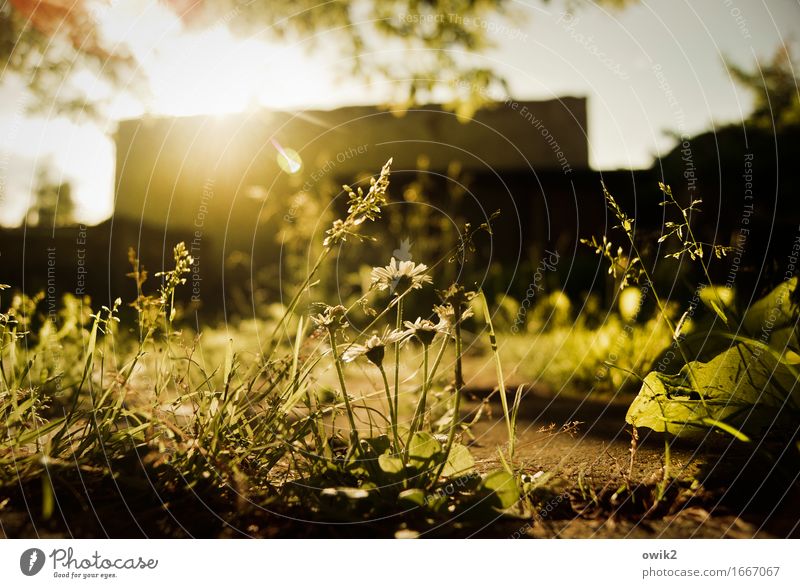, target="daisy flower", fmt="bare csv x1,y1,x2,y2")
341,328,408,366
433,302,475,334
370,257,432,295
403,317,446,347
310,304,346,330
